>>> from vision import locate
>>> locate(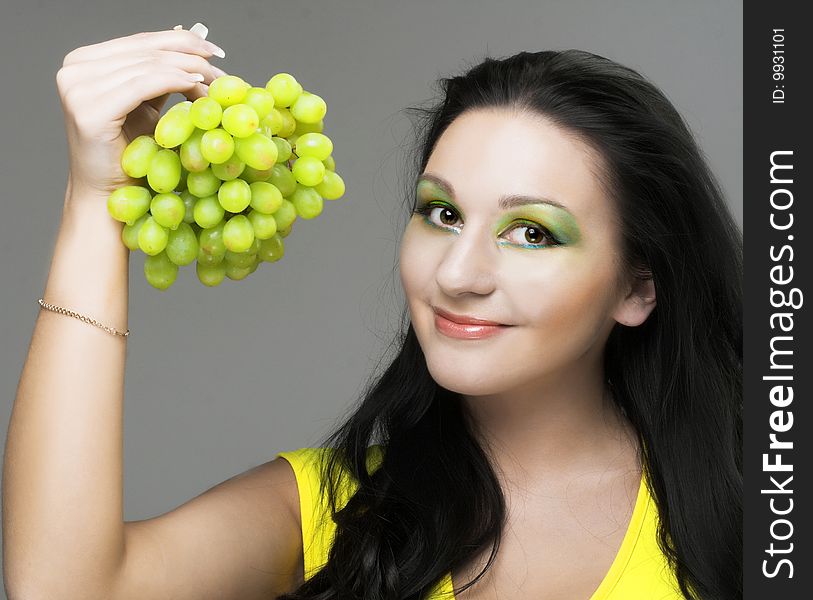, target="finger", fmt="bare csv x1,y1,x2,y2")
89,60,209,106
63,28,224,67
69,66,206,134
58,49,227,90
68,57,214,122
